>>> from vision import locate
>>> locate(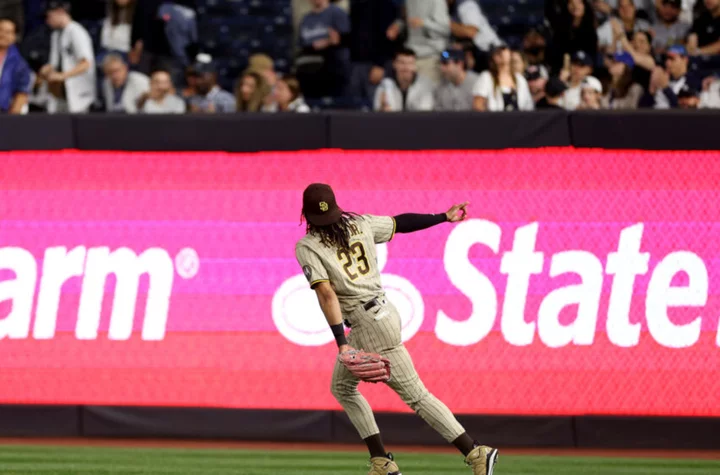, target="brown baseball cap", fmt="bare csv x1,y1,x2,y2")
302,183,342,226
